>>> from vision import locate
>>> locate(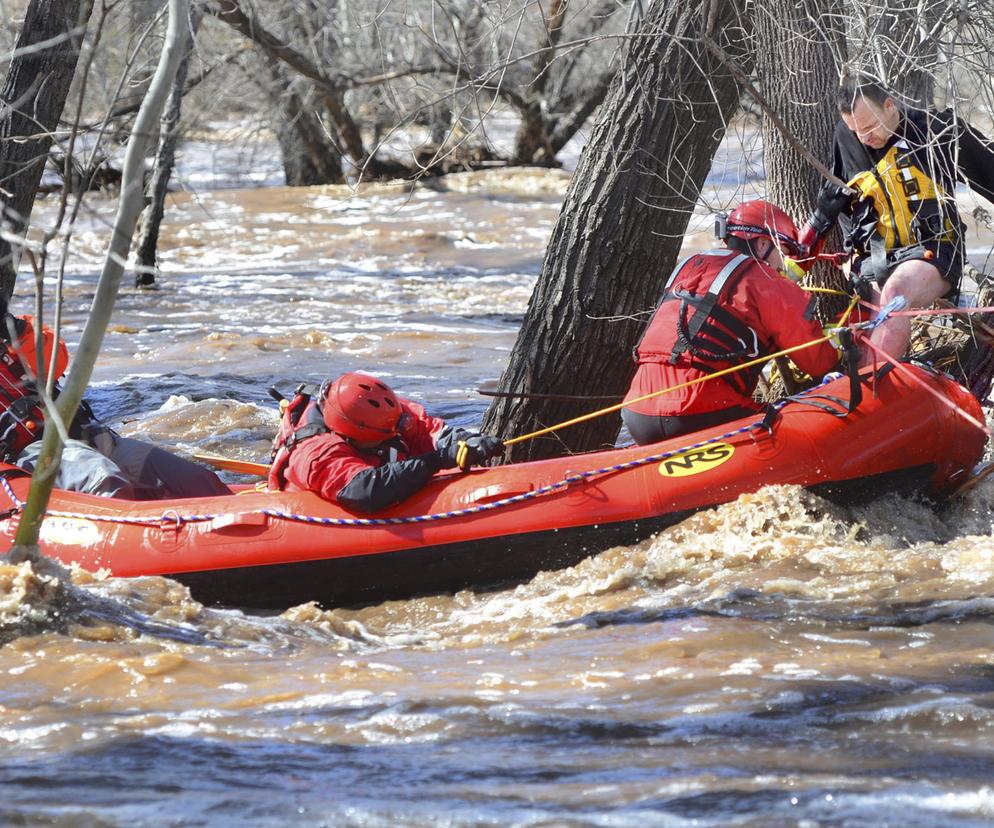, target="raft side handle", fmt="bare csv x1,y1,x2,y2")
467,483,535,505
208,512,269,532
